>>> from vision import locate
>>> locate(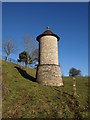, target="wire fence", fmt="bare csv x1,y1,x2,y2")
1,56,62,71
1,56,34,68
